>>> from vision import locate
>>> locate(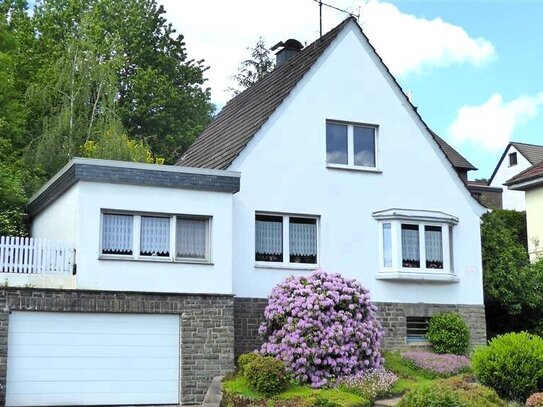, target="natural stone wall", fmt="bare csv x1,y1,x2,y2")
233,298,487,358
375,302,487,350
0,288,235,405
234,297,267,359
